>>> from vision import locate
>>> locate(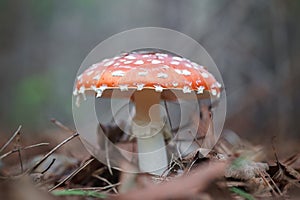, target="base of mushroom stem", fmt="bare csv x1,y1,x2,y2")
136,132,168,176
